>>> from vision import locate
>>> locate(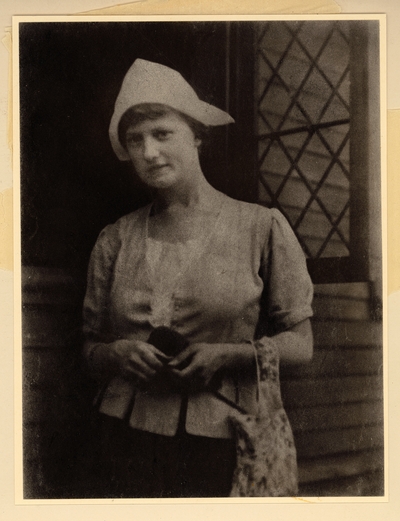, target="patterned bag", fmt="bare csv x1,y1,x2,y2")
216,337,298,497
